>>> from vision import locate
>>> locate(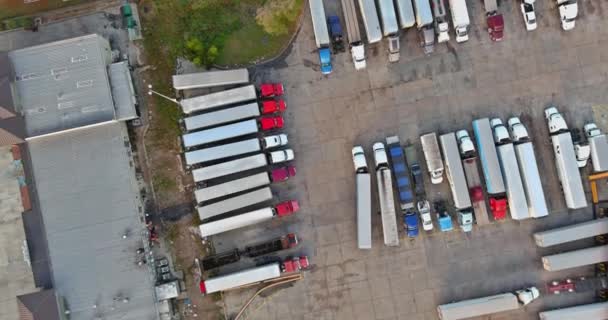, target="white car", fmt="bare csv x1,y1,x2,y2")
417,200,434,231
520,1,537,31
